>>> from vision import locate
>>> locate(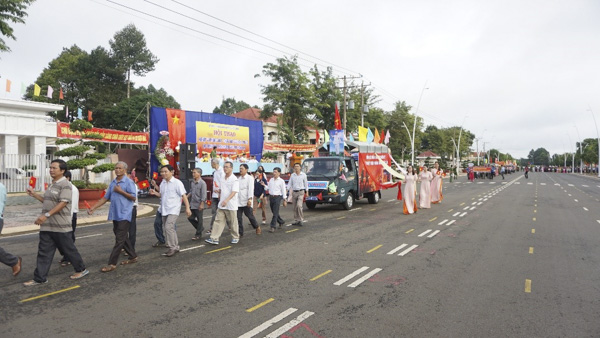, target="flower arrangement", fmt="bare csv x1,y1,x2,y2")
155,131,174,166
